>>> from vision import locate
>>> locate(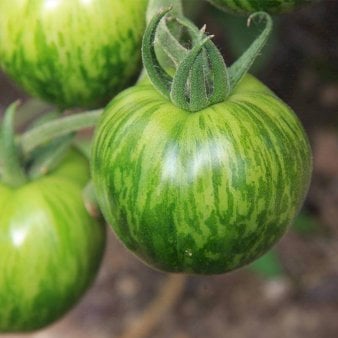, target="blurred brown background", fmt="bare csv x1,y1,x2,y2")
1,0,338,337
